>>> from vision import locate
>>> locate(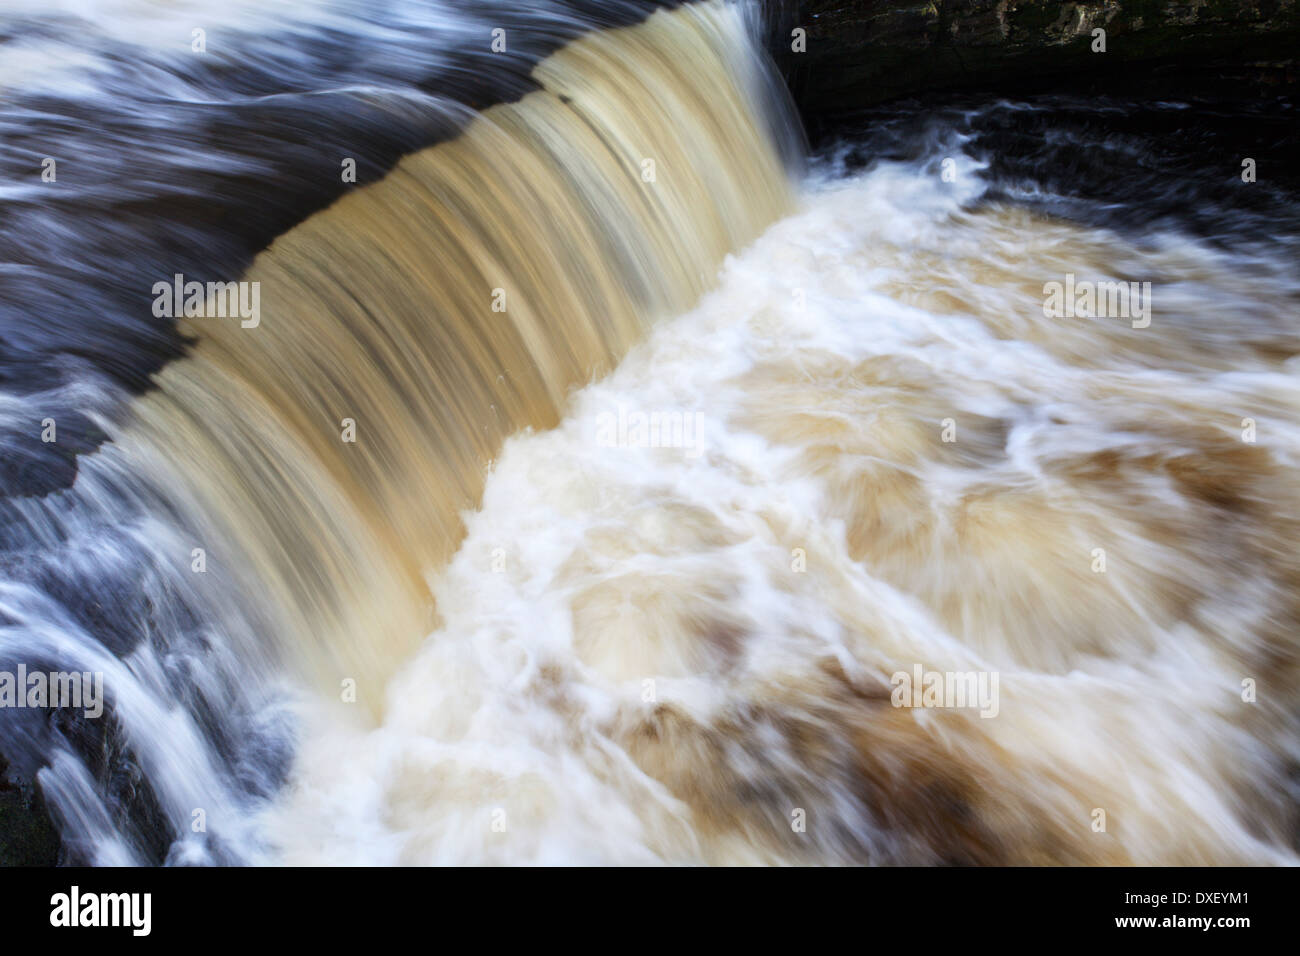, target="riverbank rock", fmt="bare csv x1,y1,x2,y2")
771,1,1300,128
